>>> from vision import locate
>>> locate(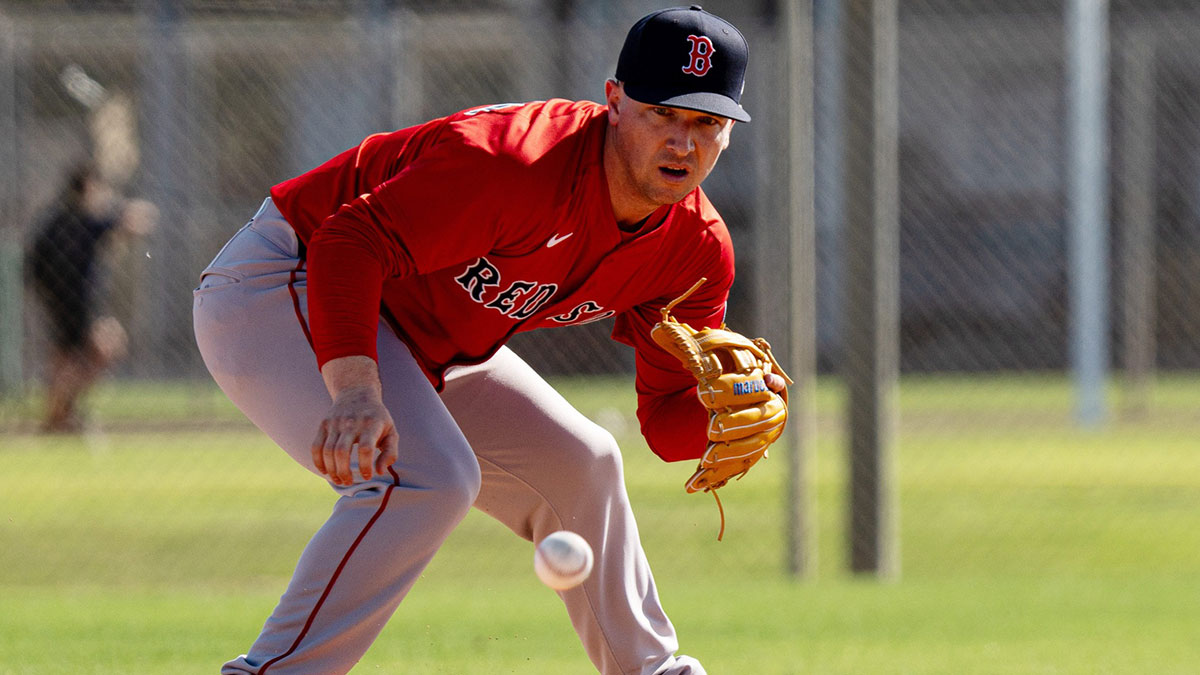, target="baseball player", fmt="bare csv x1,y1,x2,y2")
193,6,781,674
